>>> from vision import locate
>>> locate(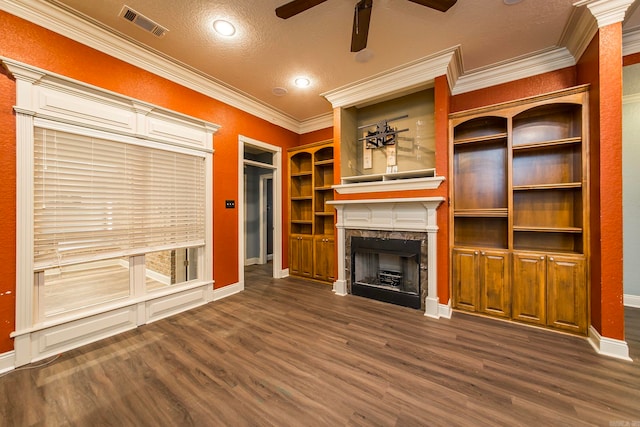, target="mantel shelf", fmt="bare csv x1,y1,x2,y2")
334,169,444,194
